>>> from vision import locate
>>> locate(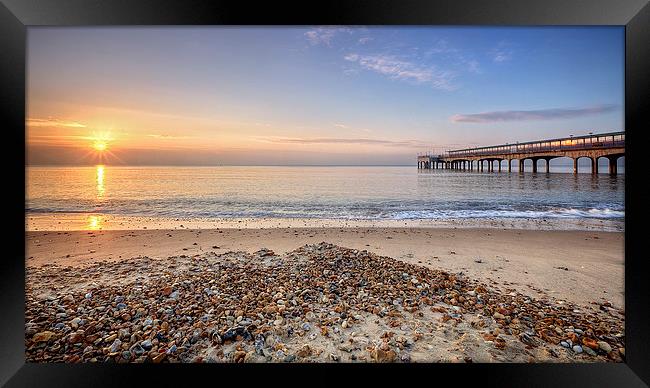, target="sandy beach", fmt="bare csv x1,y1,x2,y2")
26,225,624,309
25,222,625,364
